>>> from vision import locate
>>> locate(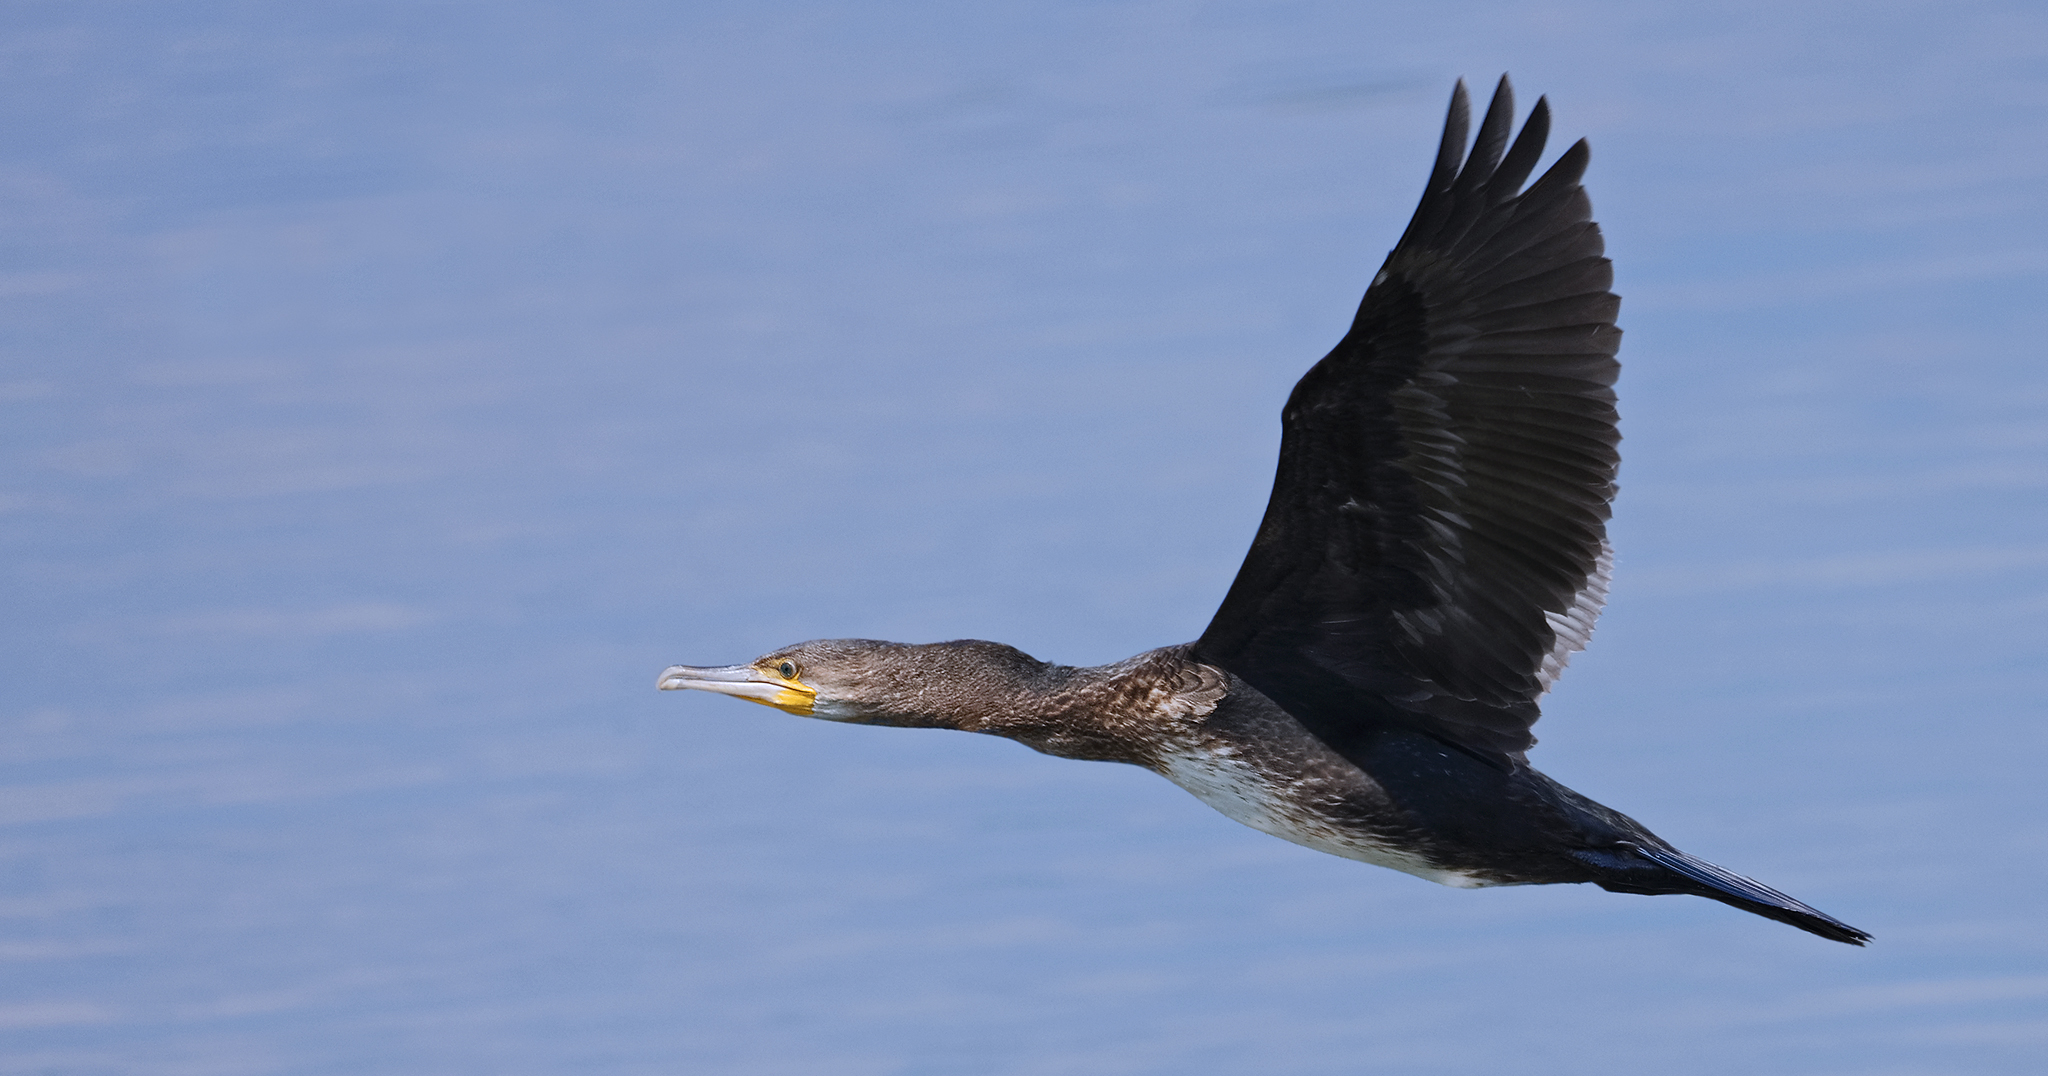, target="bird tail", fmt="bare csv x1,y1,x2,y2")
1577,842,1871,946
